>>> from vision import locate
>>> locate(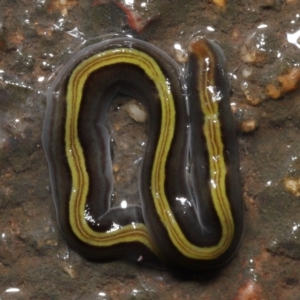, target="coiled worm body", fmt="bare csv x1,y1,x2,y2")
43,37,243,270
